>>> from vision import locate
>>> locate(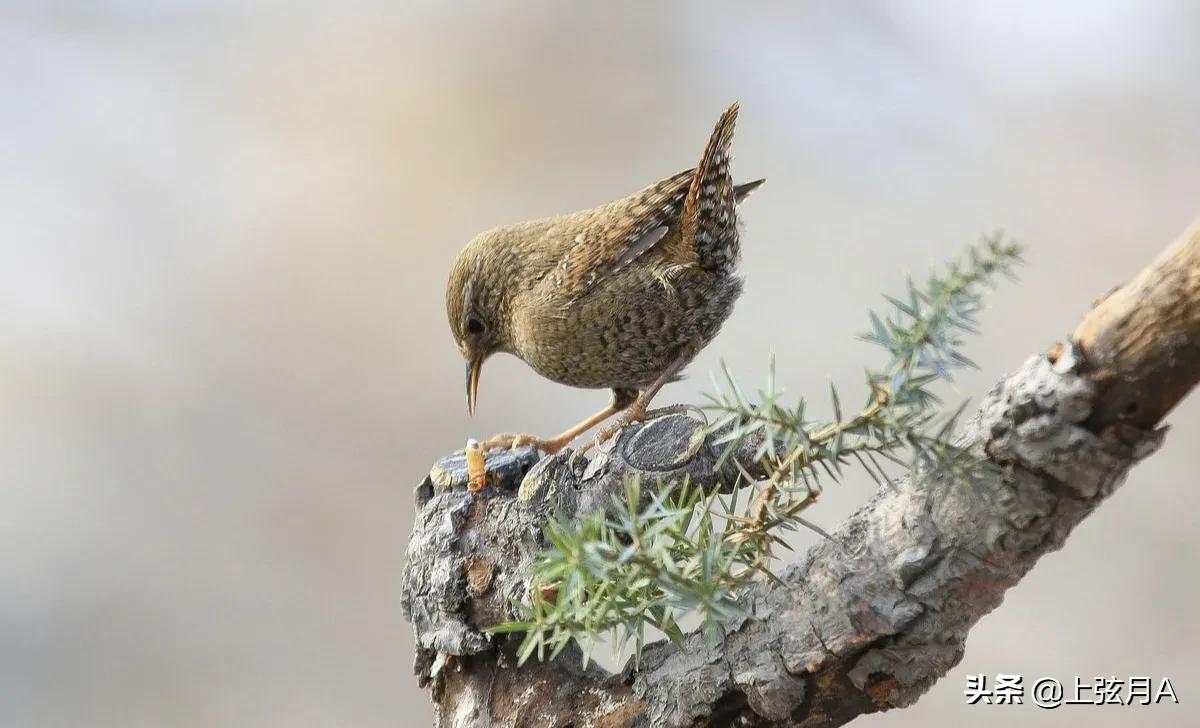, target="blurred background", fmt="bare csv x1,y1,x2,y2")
2,1,1198,726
